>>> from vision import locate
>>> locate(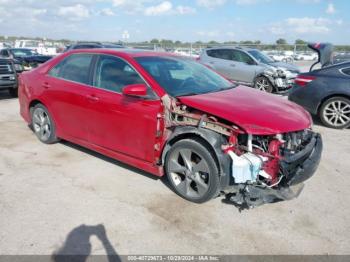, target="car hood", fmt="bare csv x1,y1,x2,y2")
267,61,300,73
177,86,312,135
